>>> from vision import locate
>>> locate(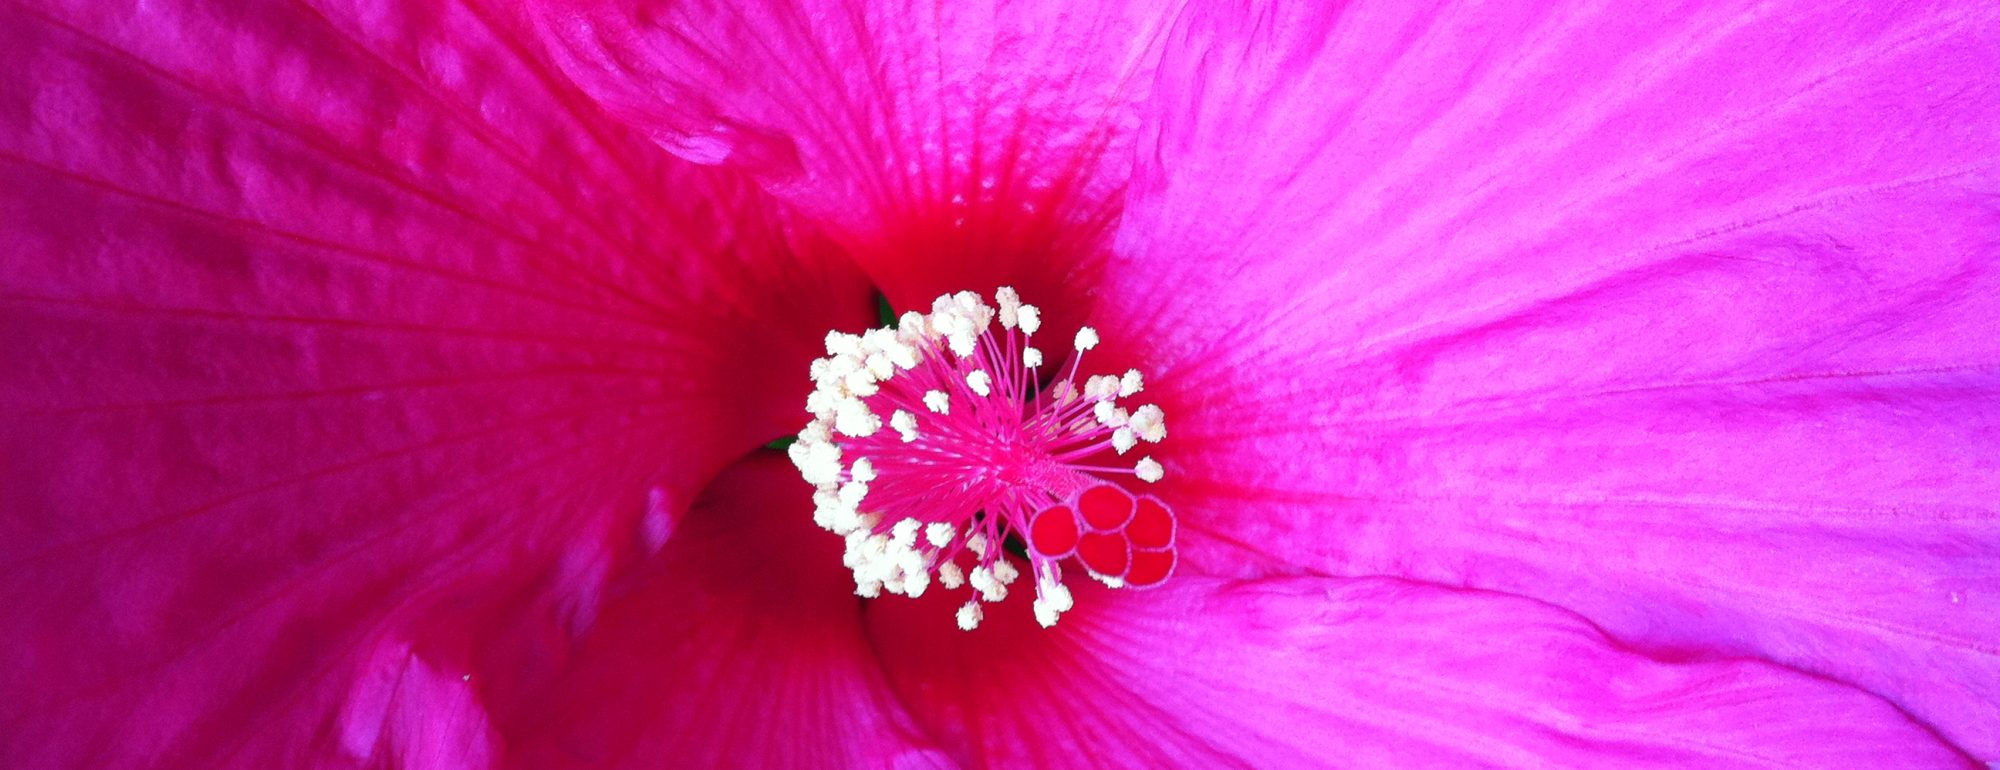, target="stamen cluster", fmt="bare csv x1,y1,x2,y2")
788,289,1173,629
